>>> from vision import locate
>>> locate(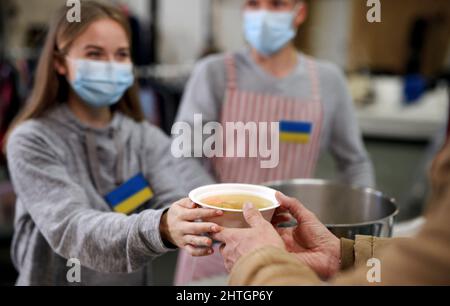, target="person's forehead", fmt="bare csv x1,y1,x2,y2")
71,19,130,49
